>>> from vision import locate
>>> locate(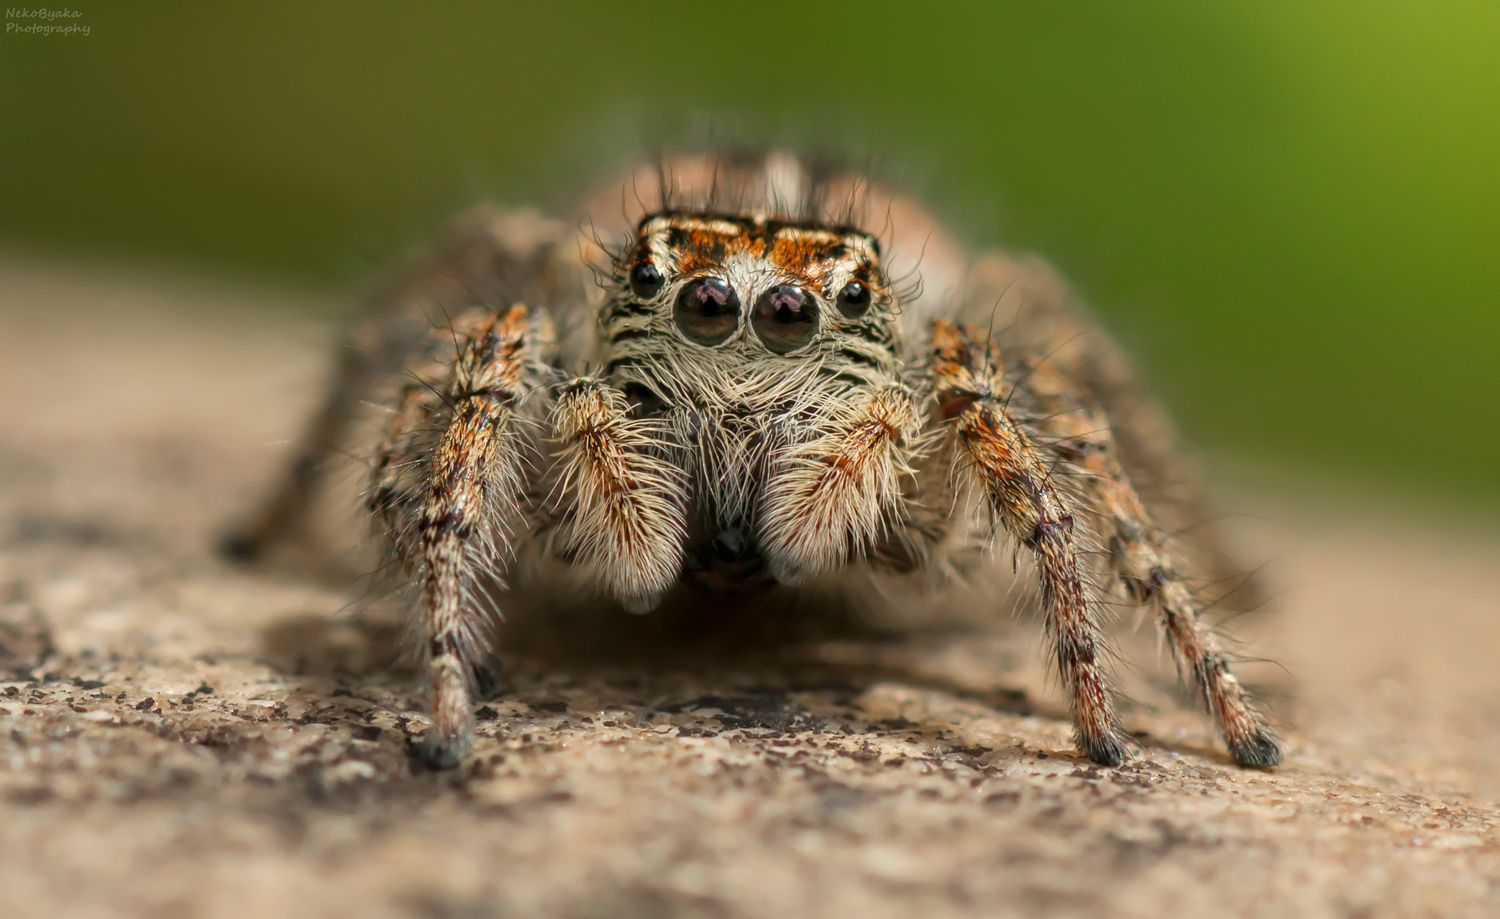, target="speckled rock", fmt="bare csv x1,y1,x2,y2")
2,260,1497,918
